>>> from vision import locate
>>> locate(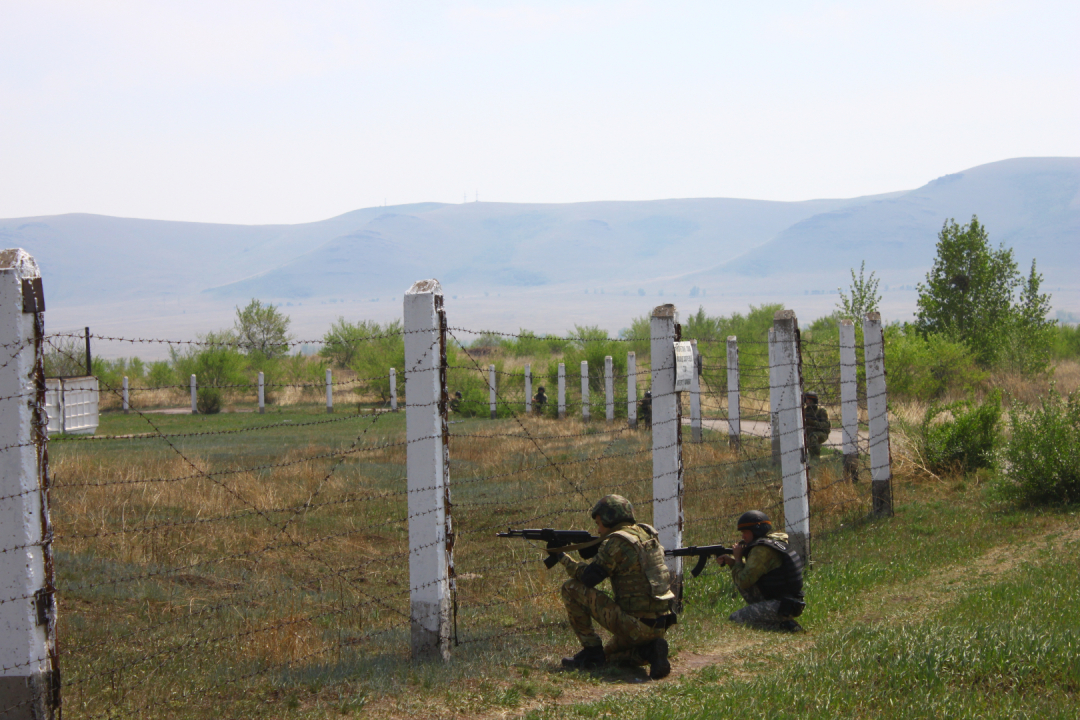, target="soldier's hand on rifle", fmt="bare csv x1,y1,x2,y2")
731,541,747,562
